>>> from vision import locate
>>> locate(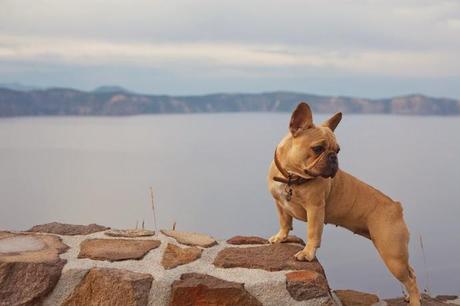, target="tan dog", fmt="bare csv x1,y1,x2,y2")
268,102,420,305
